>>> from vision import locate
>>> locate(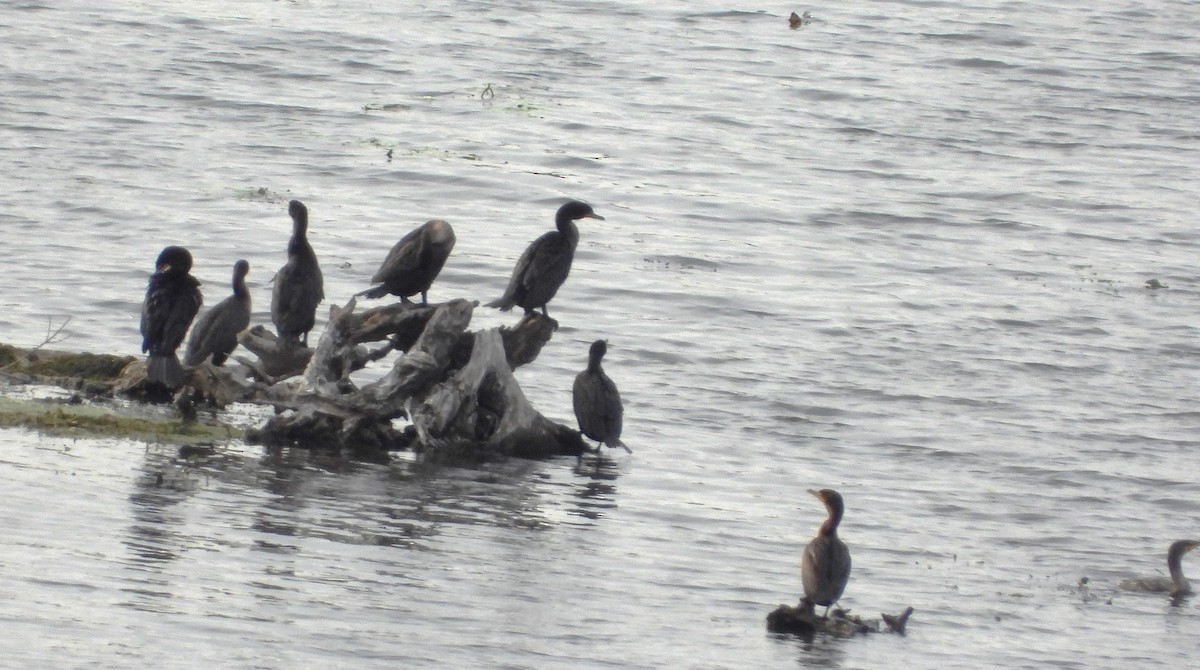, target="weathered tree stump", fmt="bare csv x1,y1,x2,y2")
237,325,314,381
123,296,589,462
766,598,914,638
